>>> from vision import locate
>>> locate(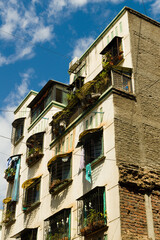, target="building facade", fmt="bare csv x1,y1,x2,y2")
2,7,160,240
